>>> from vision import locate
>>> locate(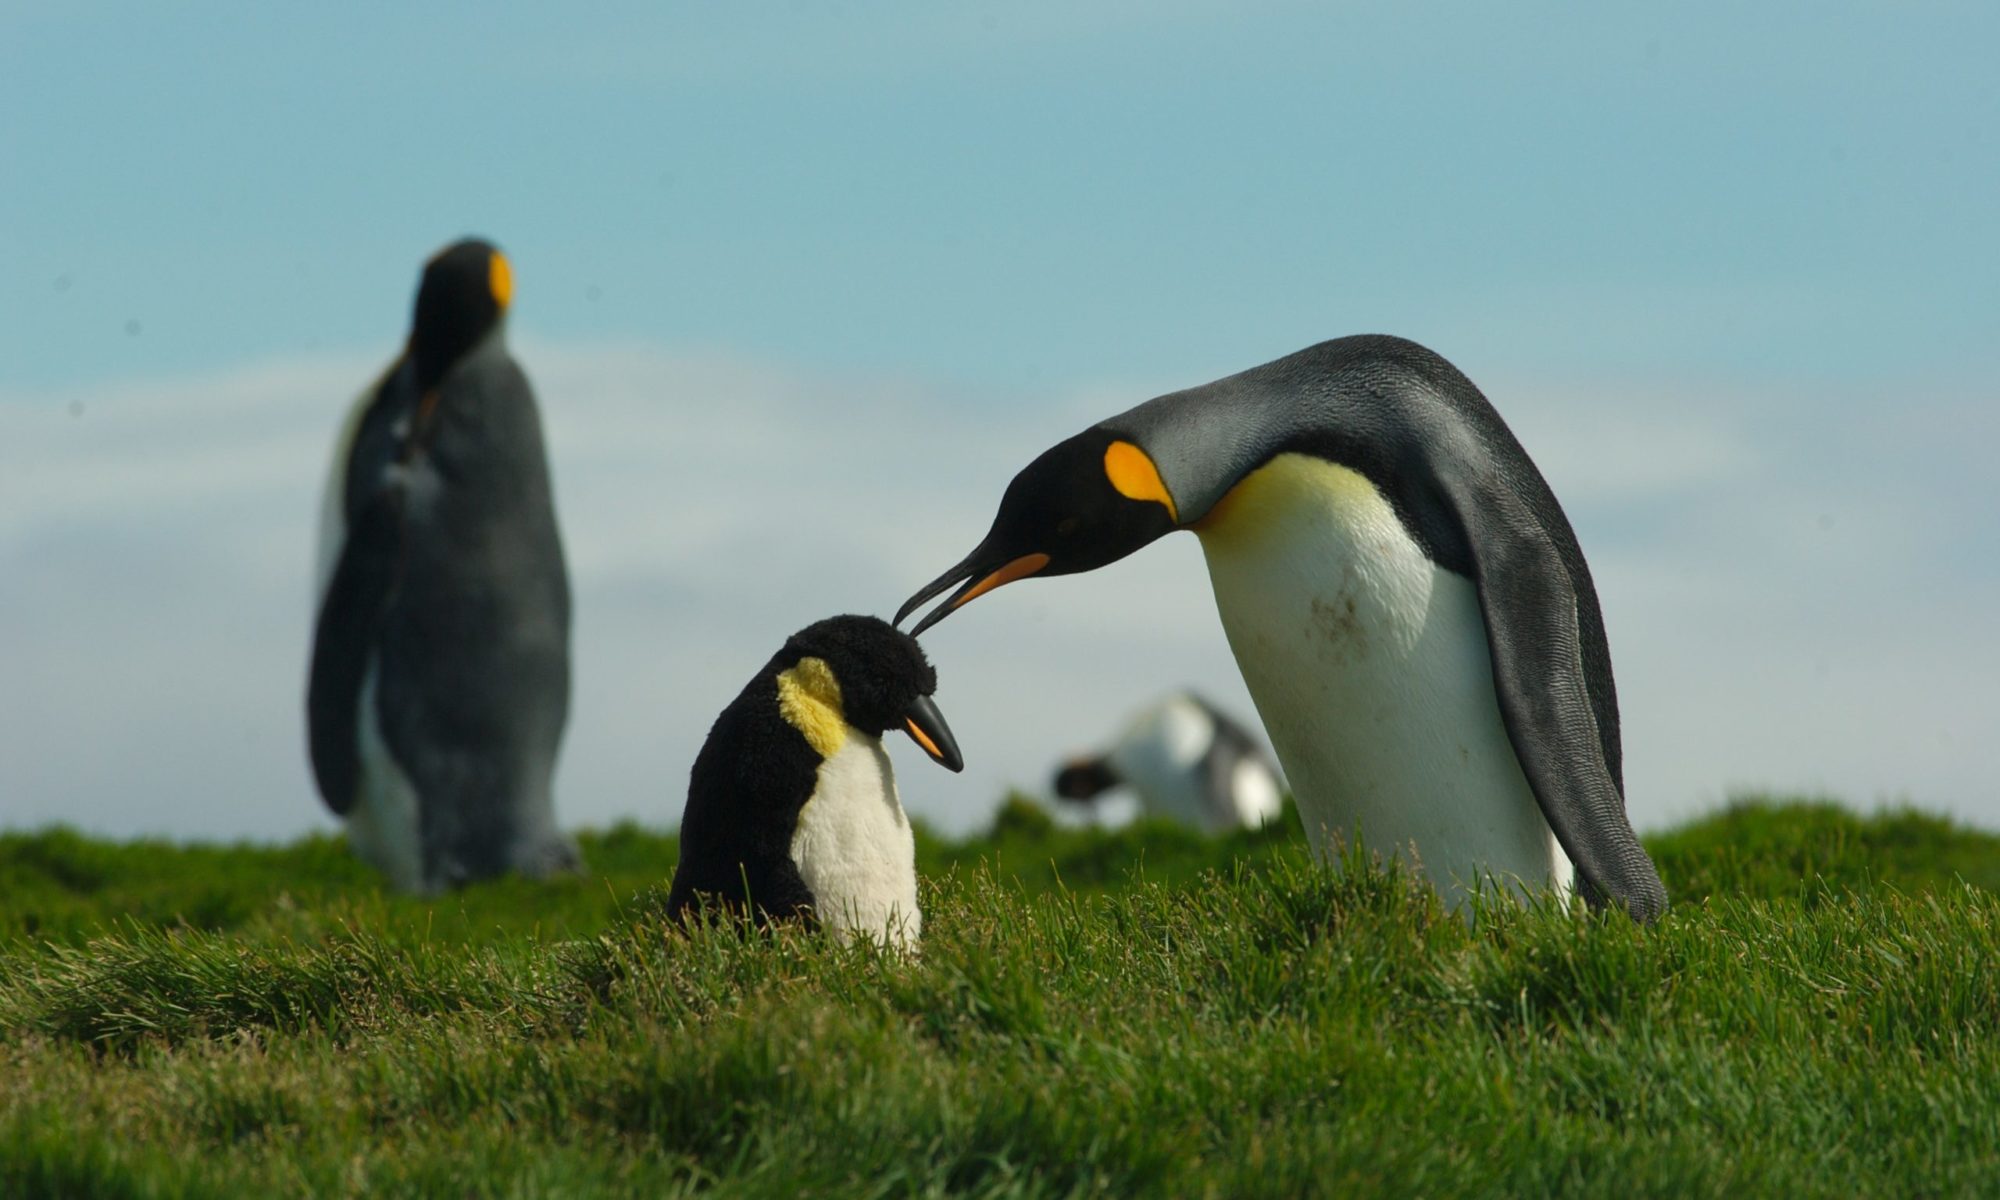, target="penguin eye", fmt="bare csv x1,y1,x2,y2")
1056,516,1082,537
